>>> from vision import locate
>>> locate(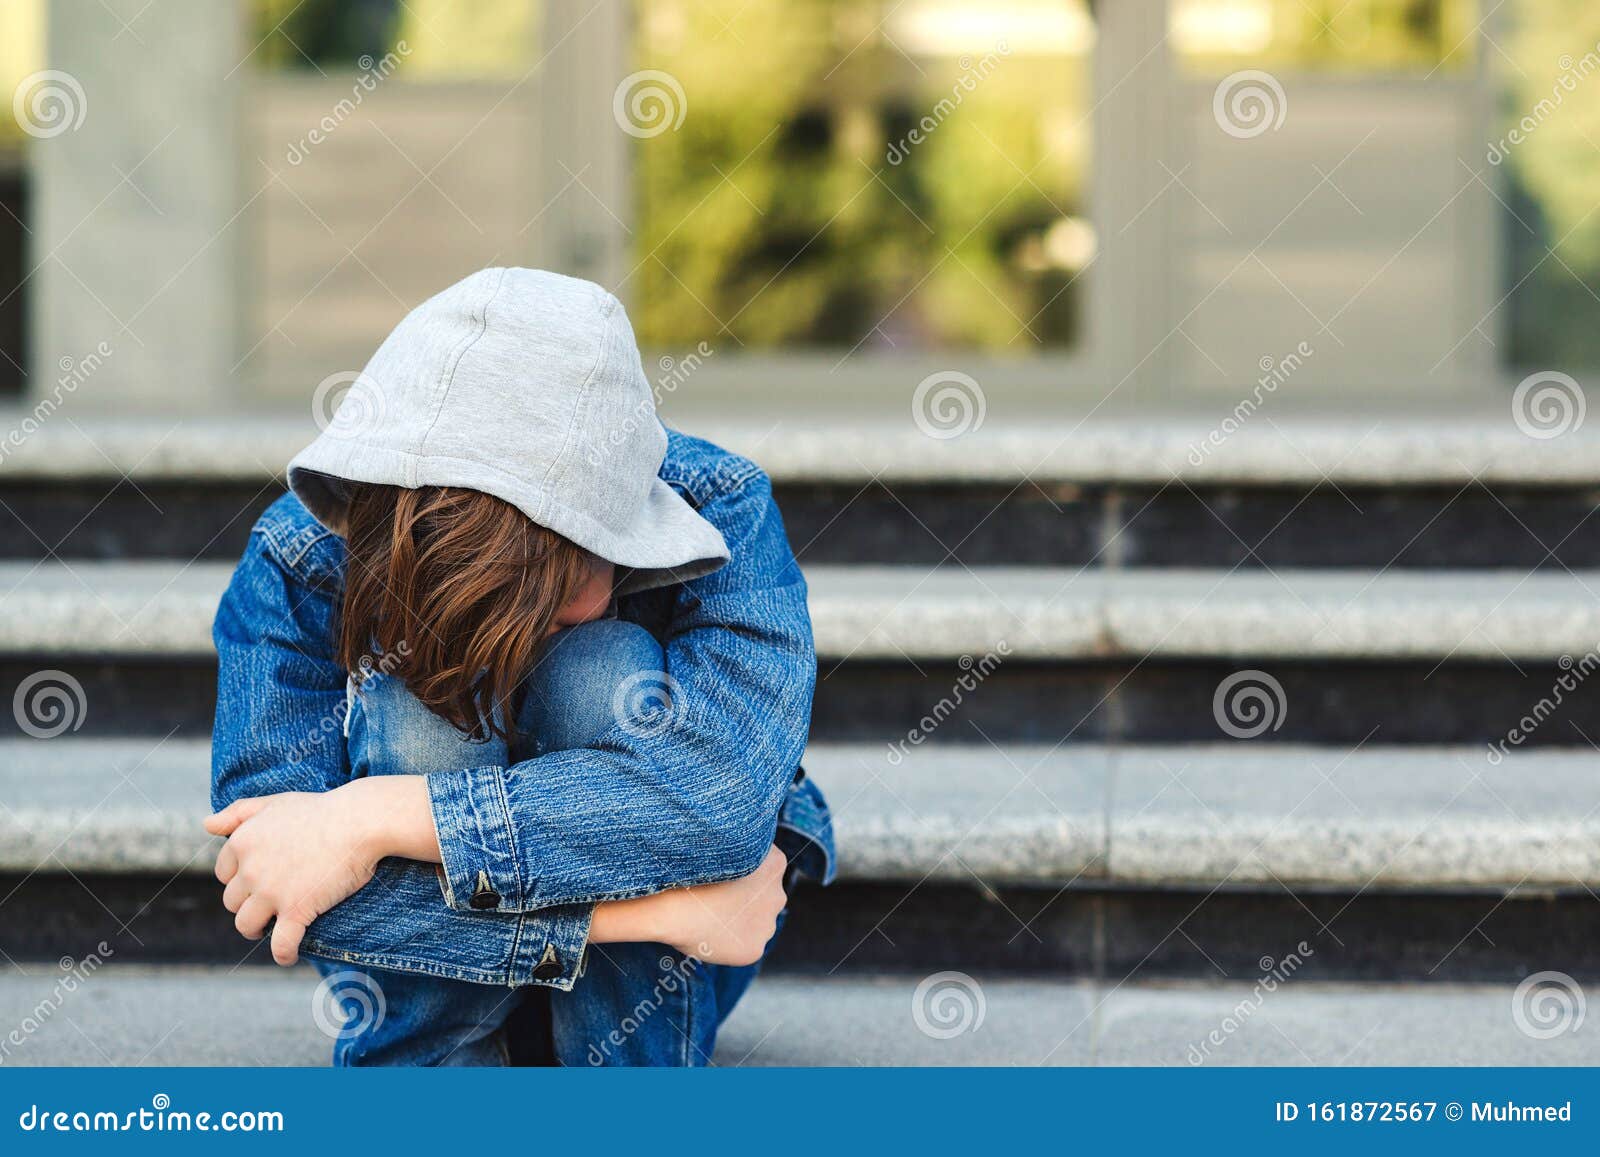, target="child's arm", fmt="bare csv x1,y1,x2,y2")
205,776,788,968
